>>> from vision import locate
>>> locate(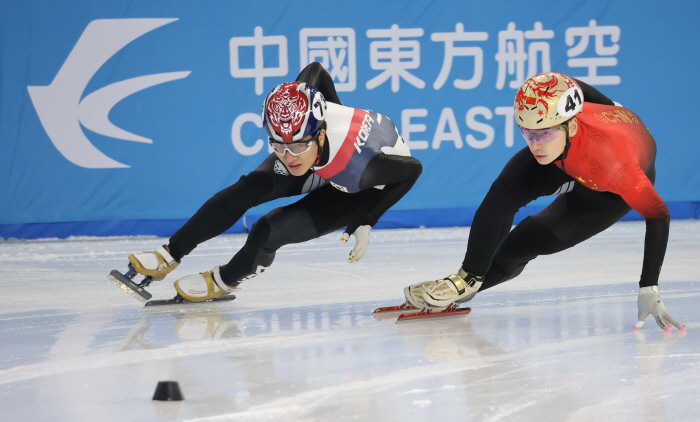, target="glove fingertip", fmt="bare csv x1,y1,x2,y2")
633,321,644,330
